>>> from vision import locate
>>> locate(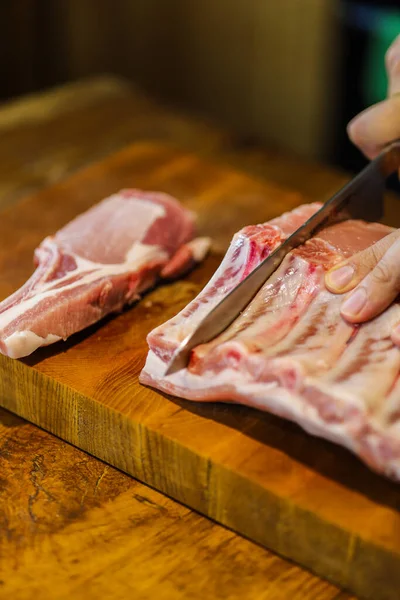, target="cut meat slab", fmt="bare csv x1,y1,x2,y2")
0,189,210,359
145,203,322,364
140,203,400,481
